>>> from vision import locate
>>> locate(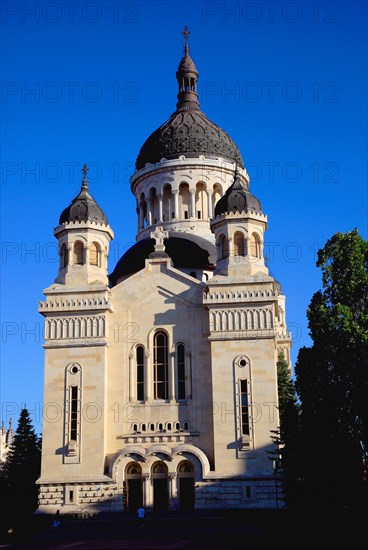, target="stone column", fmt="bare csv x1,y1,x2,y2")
139,202,145,230
186,351,191,400
169,350,175,402
85,244,90,265
168,473,177,509
68,244,74,266
207,191,213,218
146,198,152,226
157,193,163,223
129,352,135,401
172,190,179,220
190,190,196,218
145,350,153,401
142,474,150,508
